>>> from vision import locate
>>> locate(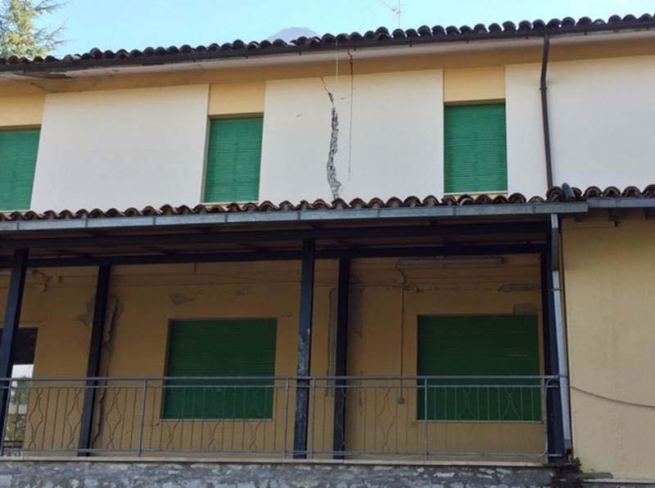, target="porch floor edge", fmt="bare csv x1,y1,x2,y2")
0,456,556,468
582,480,655,486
